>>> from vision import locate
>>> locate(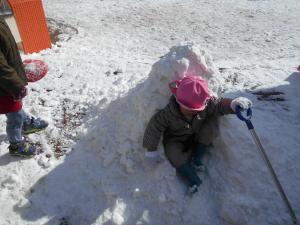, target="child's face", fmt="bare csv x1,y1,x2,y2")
180,106,199,117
